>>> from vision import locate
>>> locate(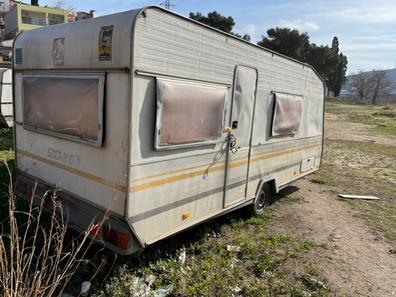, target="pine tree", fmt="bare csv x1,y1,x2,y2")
334,53,348,97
